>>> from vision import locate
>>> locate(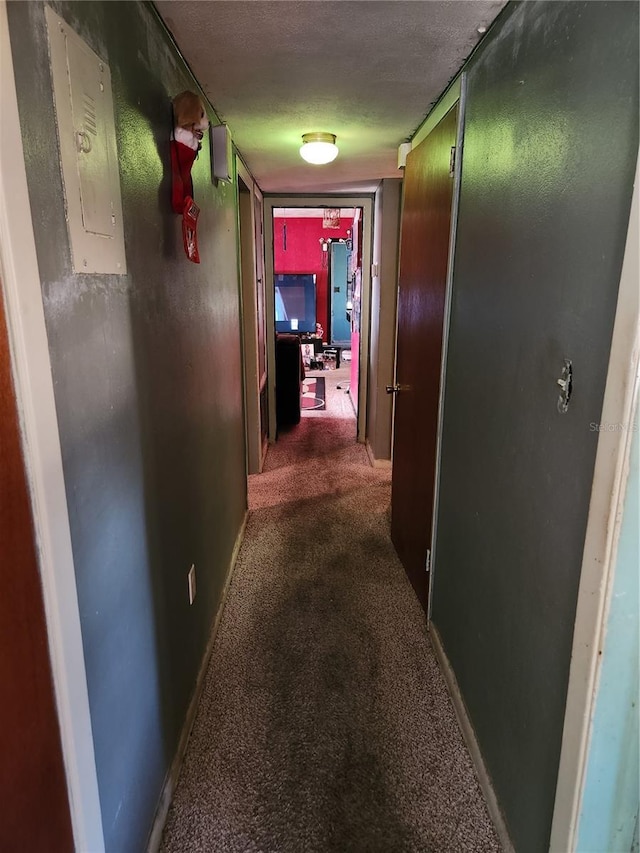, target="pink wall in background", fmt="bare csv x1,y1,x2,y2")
273,216,352,339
